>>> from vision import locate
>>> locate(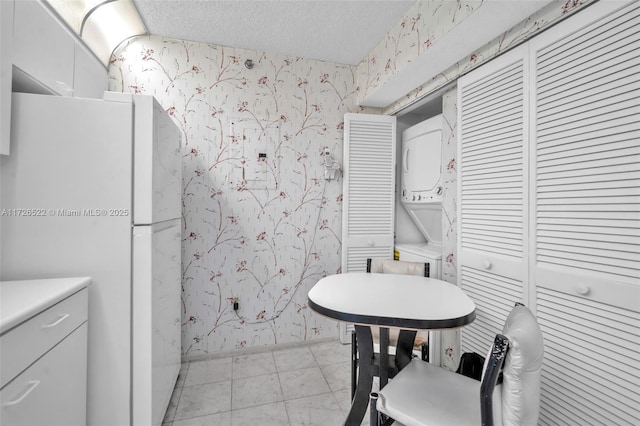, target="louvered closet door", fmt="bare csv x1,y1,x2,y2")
342,113,396,272
457,46,530,355
531,1,640,424
340,113,396,343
